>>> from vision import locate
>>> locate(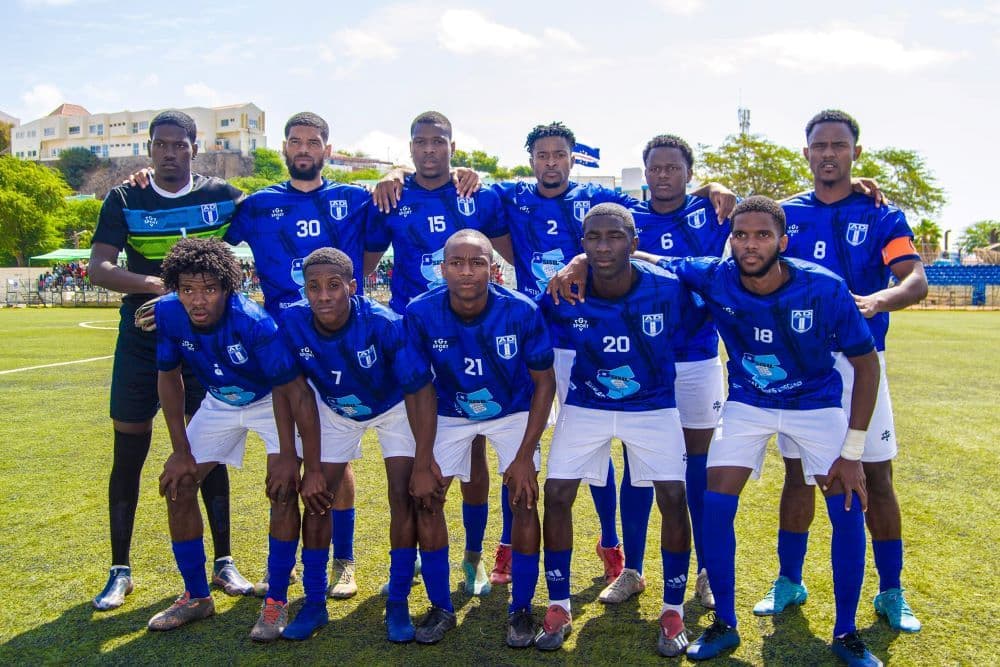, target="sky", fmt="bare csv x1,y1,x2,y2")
2,0,997,244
